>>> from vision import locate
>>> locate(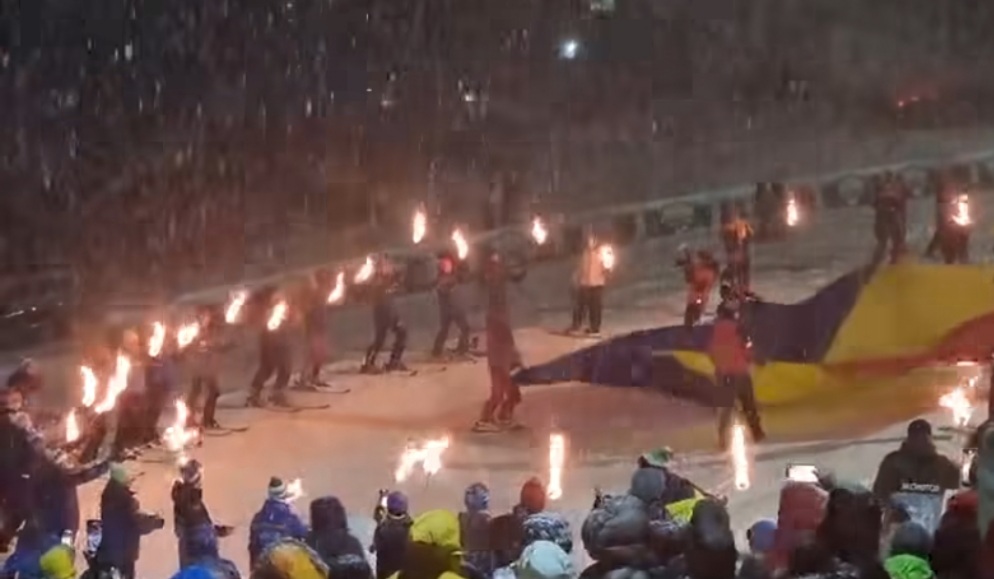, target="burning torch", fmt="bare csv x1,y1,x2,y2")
412,206,428,244
451,228,469,260
531,216,548,246
224,290,248,324
786,194,800,227
327,271,346,304
394,436,450,484
547,433,565,500
599,245,616,271
952,194,971,227
354,255,375,284
730,422,751,491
